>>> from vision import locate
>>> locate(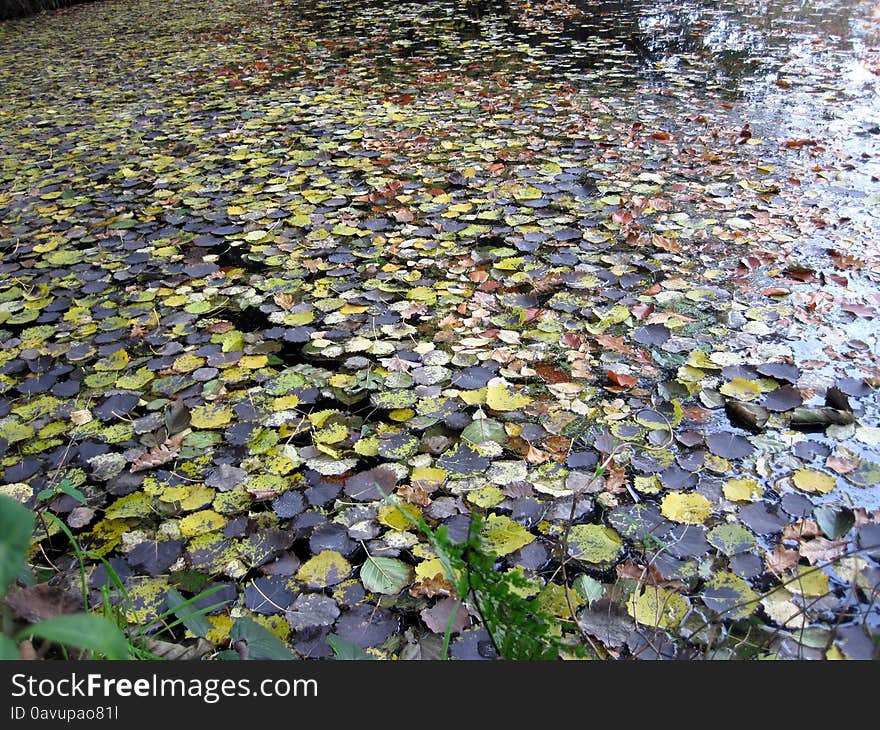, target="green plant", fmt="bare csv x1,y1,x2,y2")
1,495,234,660
0,495,129,659
384,492,582,660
